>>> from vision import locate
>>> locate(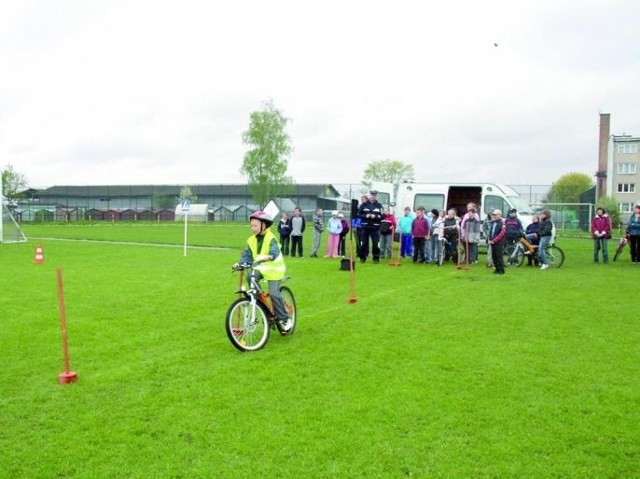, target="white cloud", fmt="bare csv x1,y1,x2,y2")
1,0,639,188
